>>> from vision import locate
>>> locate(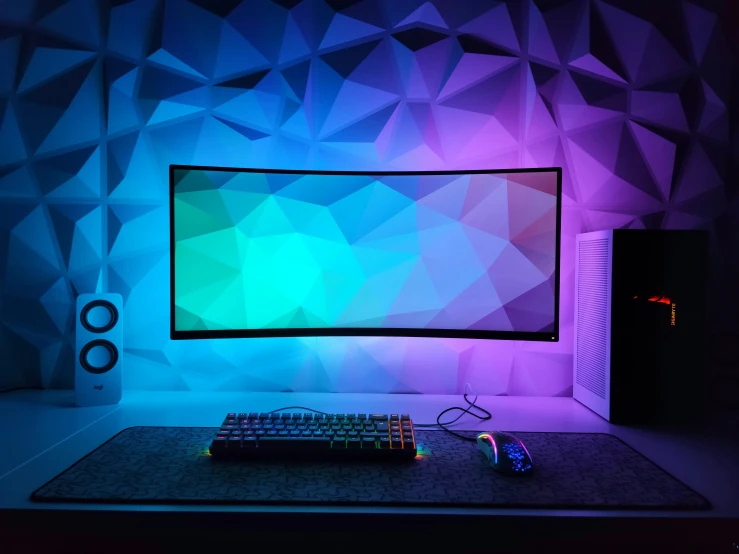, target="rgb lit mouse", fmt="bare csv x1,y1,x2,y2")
476,432,534,476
